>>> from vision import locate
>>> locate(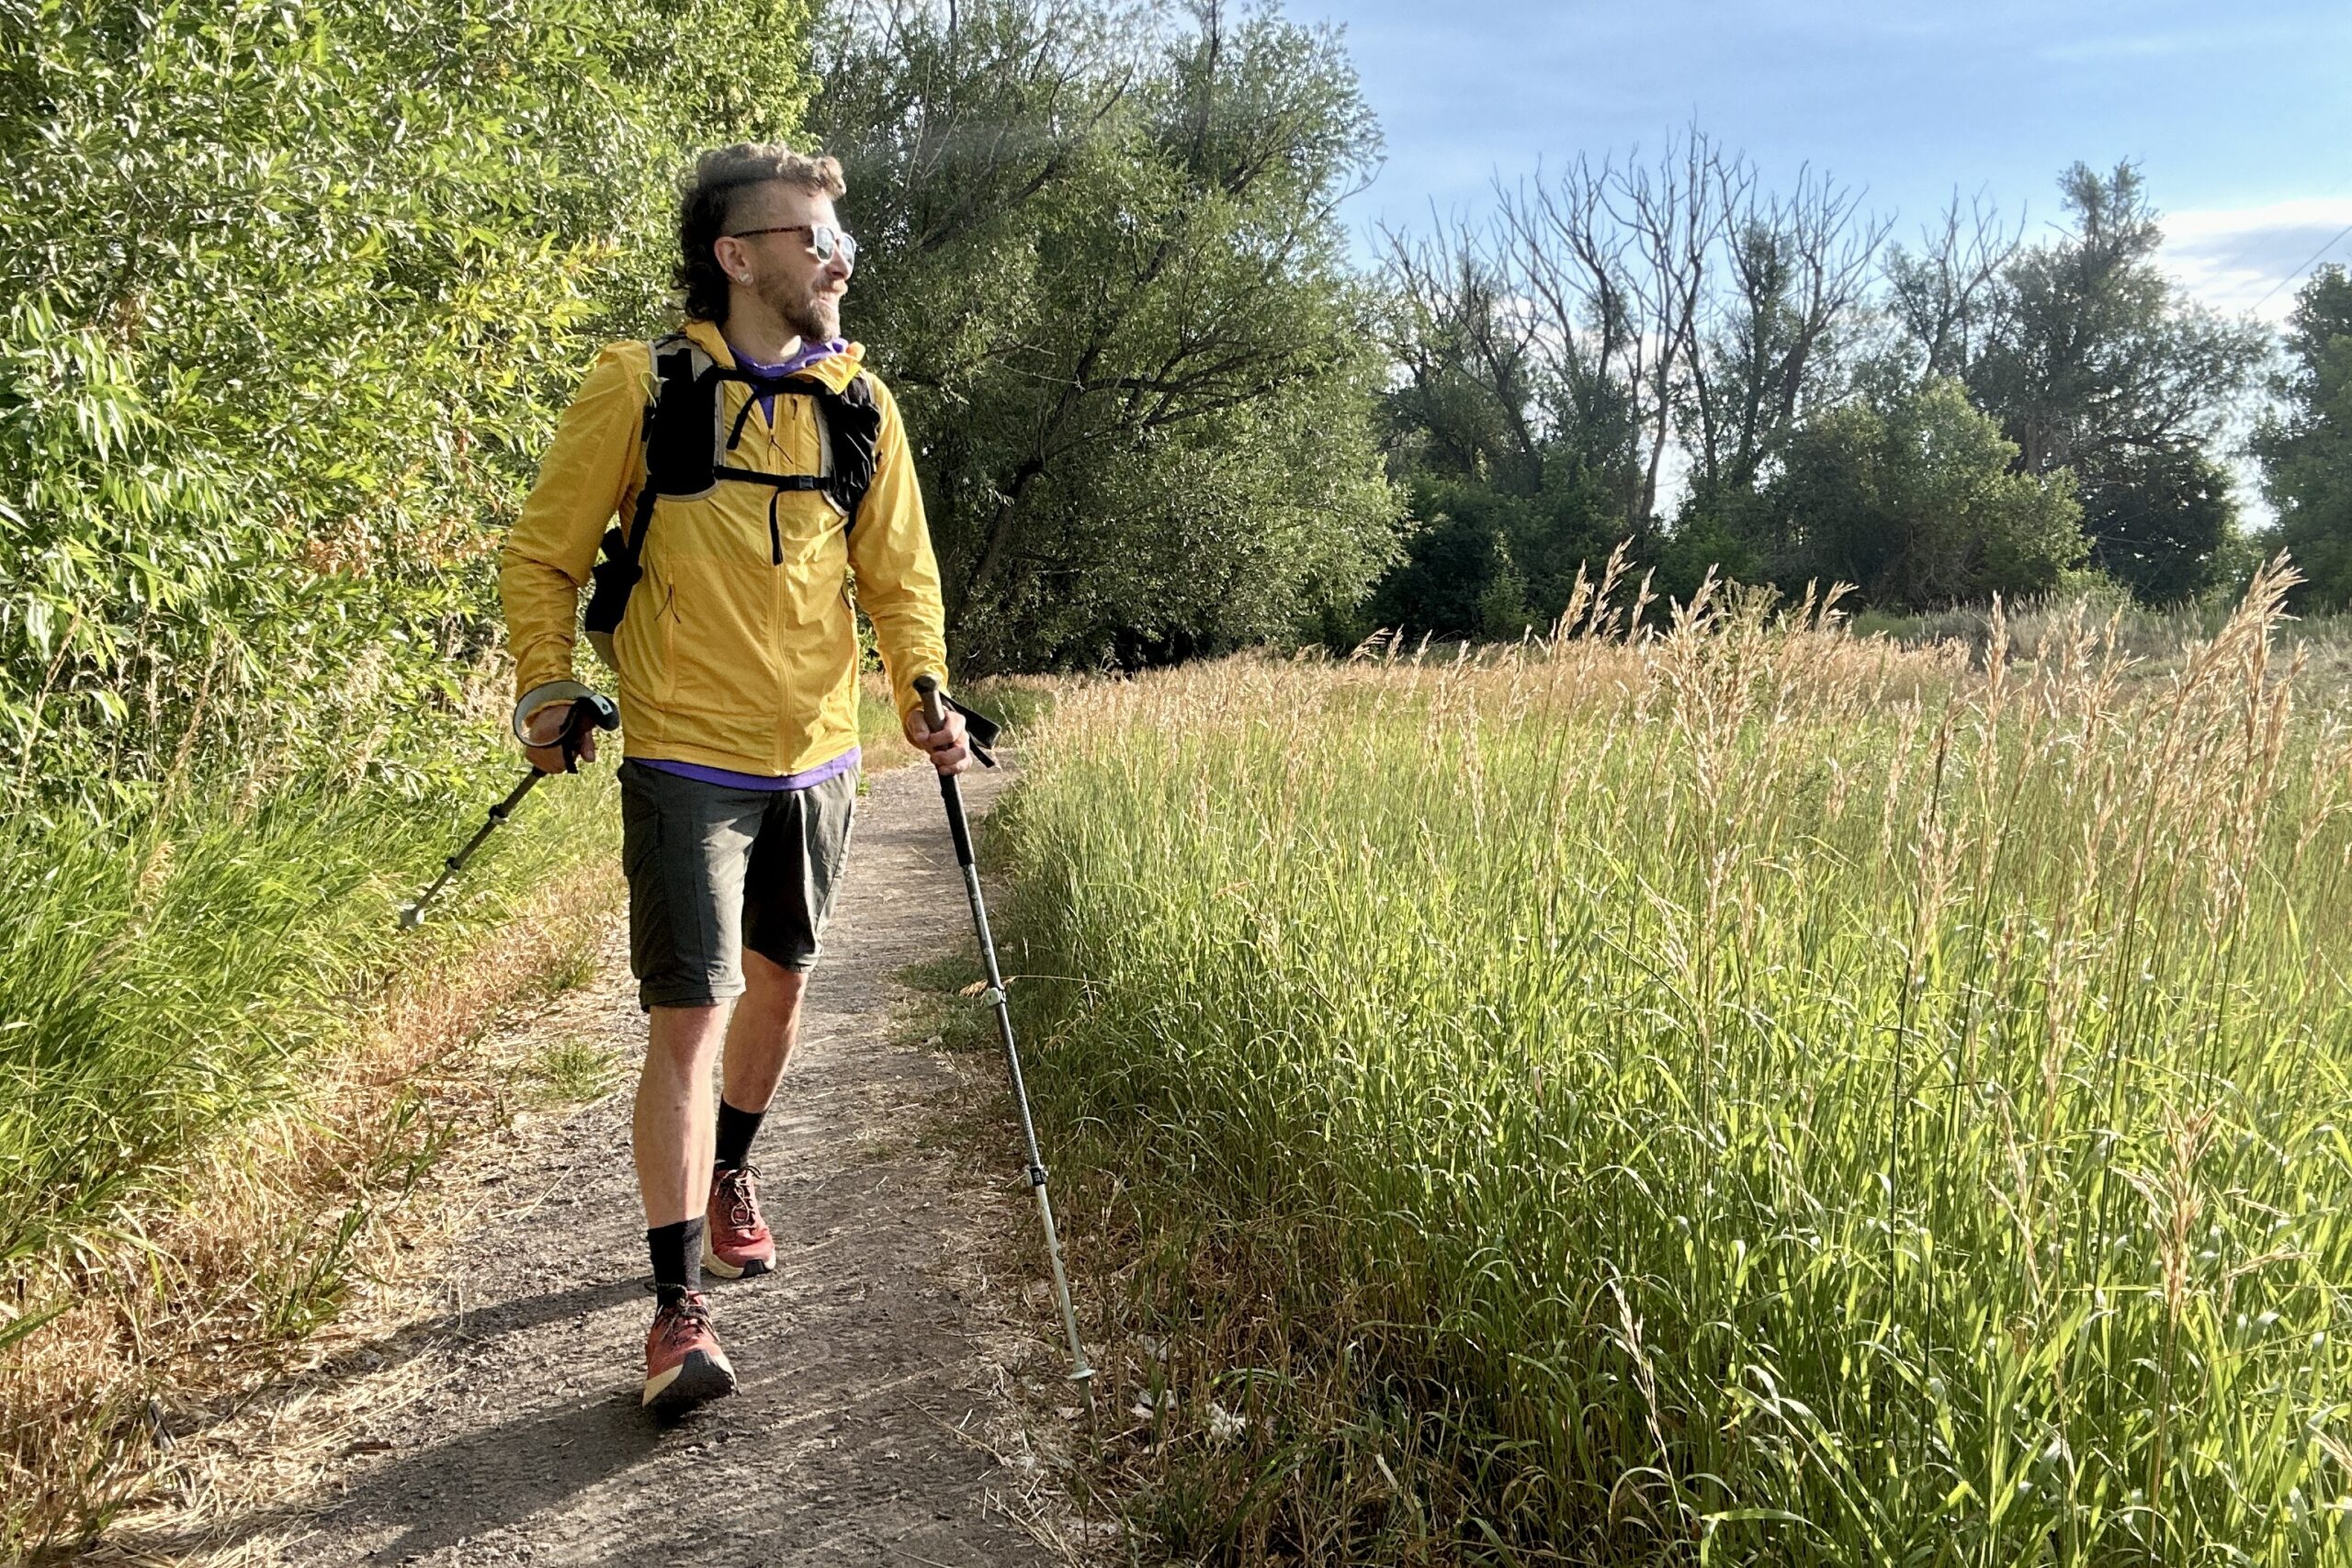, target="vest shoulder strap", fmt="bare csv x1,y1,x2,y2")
808,372,883,527
632,343,887,537
642,334,722,502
